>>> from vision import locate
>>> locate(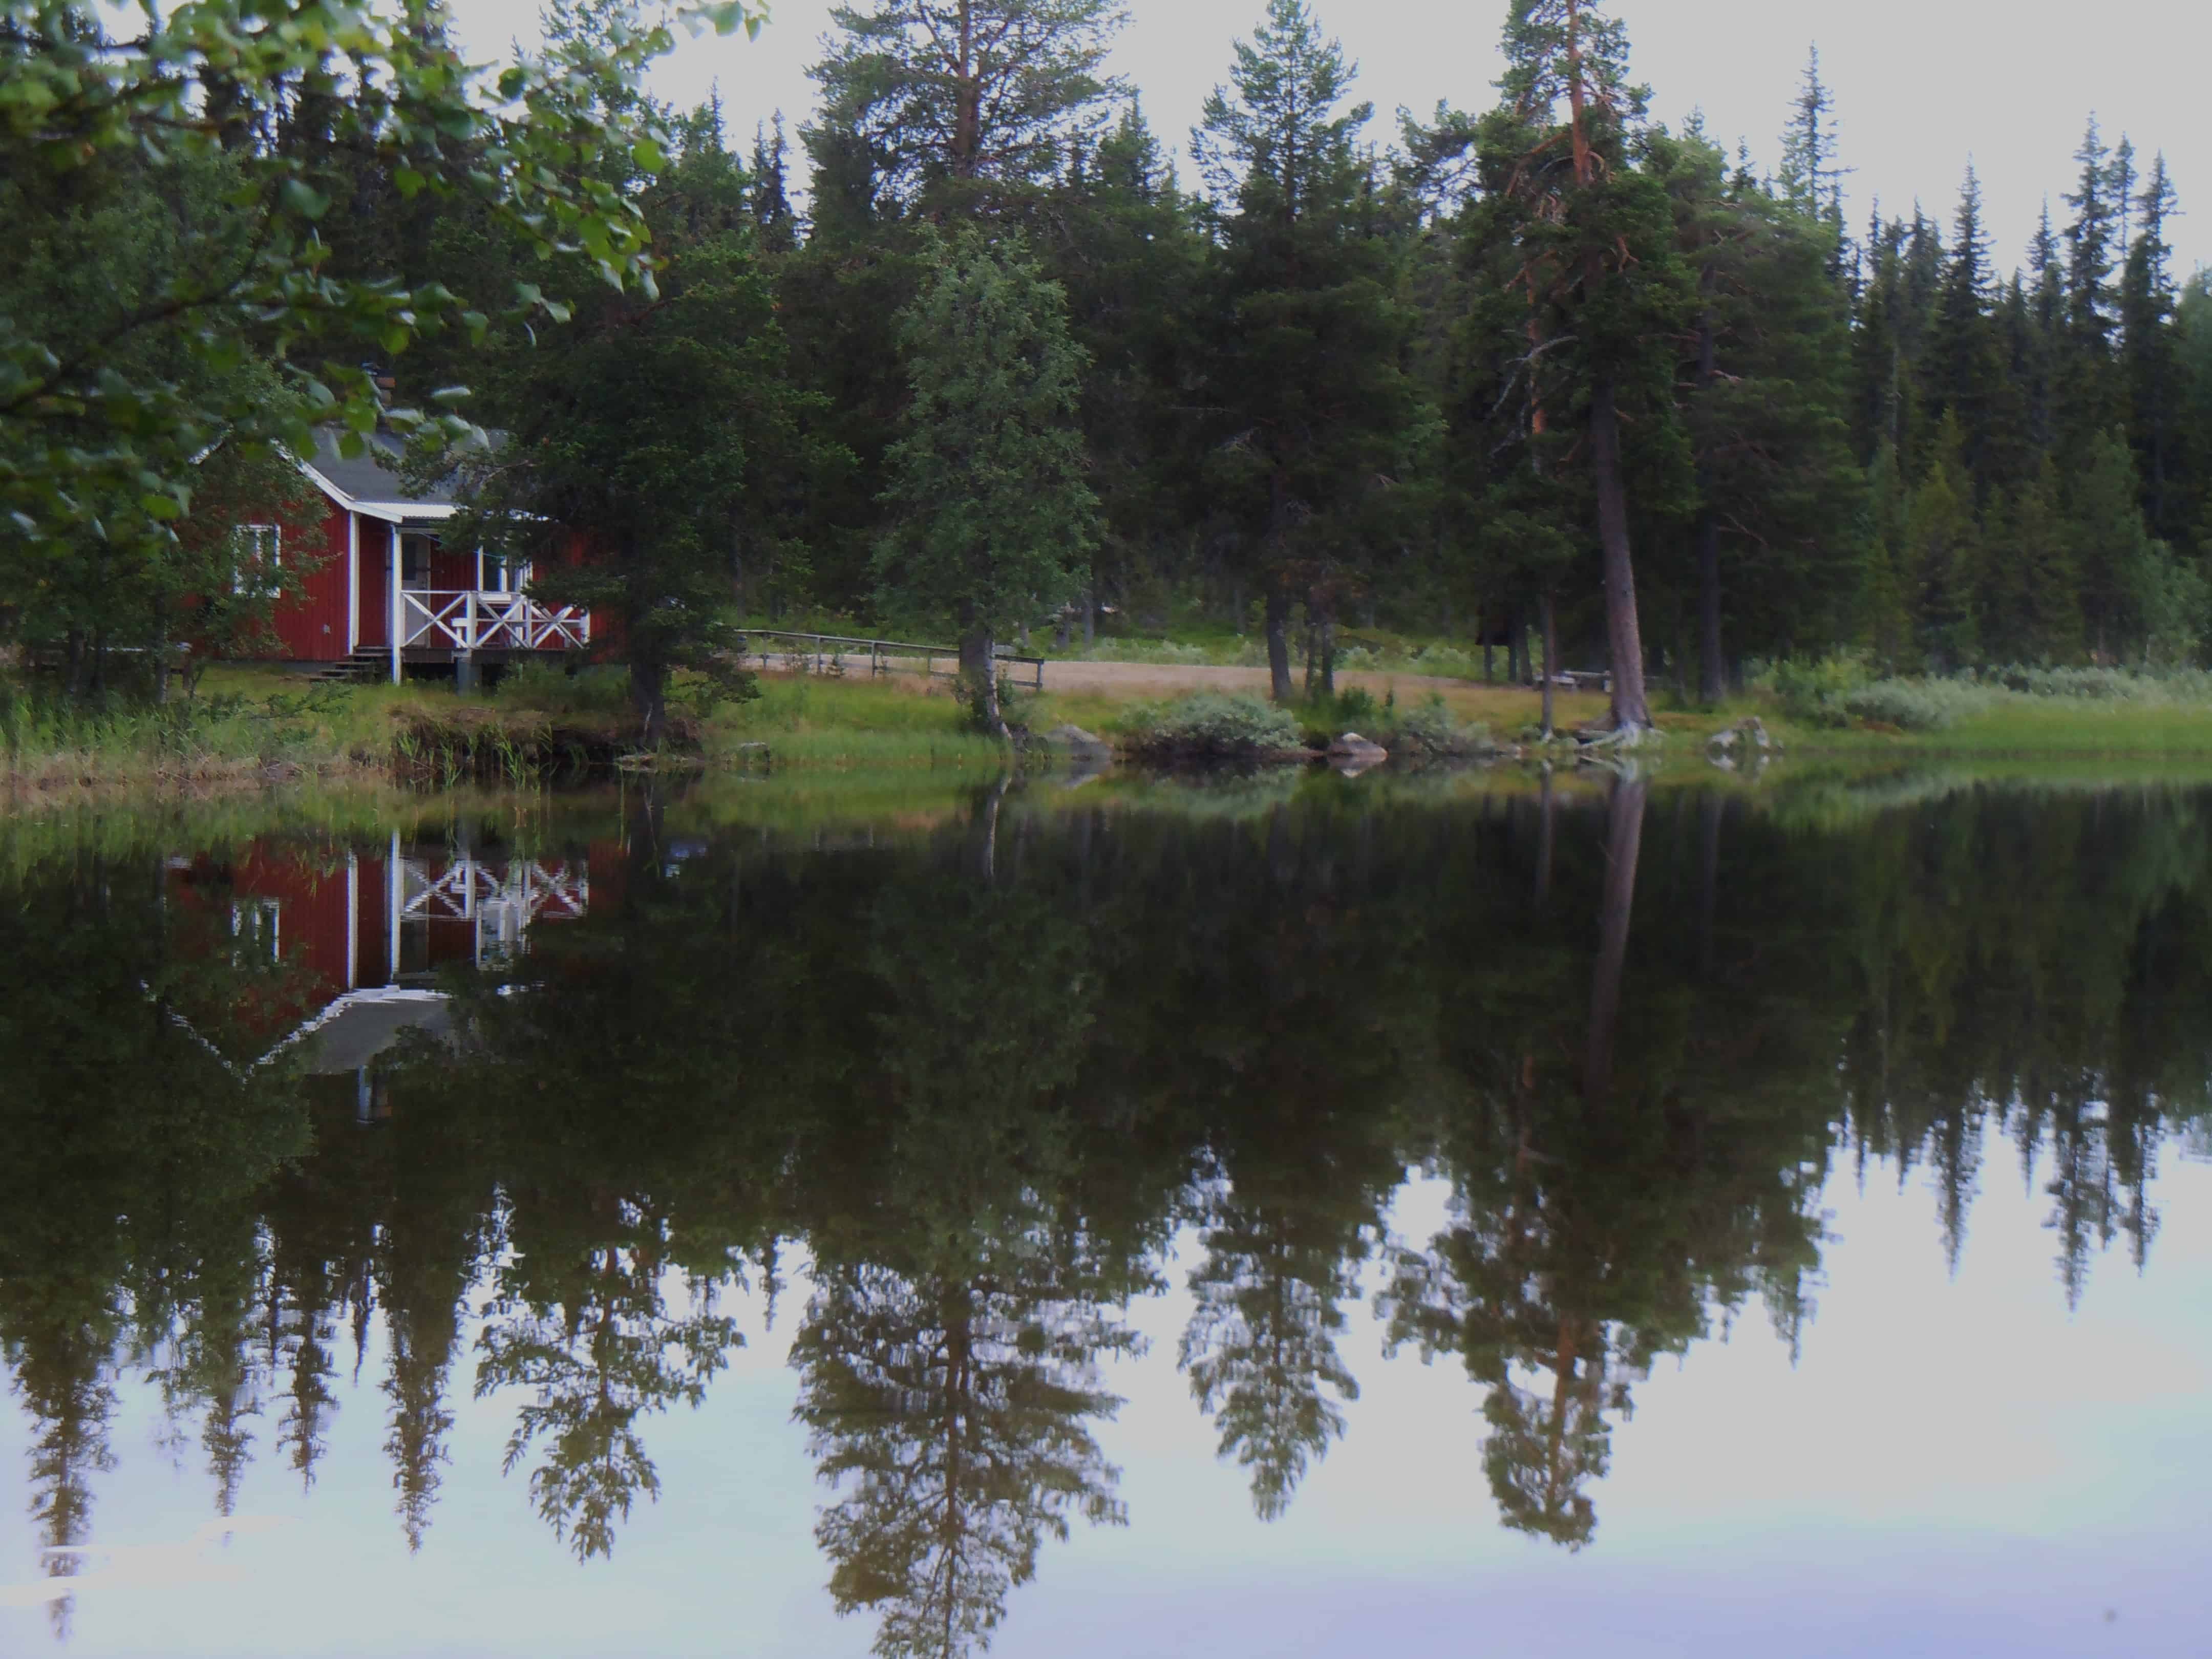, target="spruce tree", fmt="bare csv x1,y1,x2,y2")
434,103,831,744
875,228,1098,738
1658,124,1856,698
1979,461,2080,662
2120,154,2183,539
2061,117,2123,439
1774,44,1848,271
1907,414,1980,668
1923,164,2007,491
